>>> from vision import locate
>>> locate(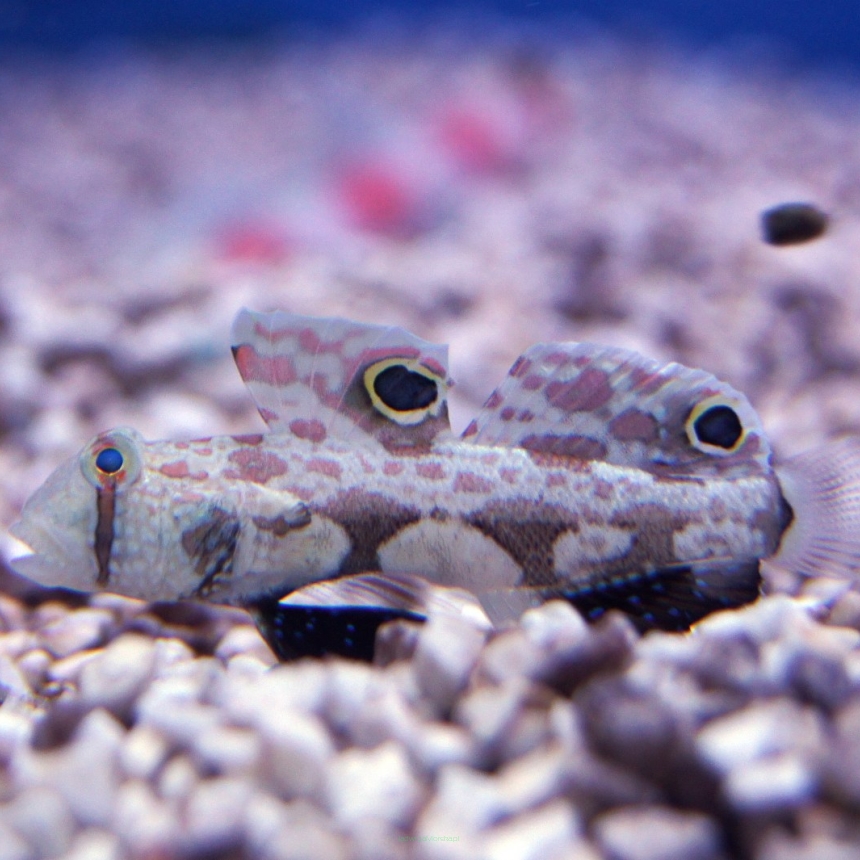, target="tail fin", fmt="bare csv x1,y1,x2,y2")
772,437,860,578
